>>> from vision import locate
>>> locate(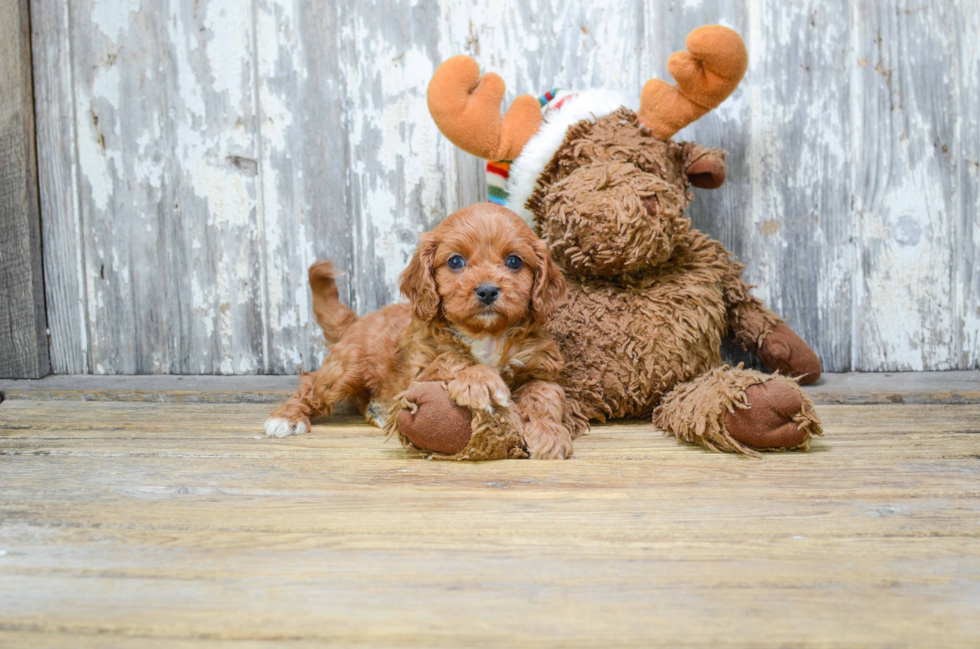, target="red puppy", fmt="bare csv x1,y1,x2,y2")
264,203,576,459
